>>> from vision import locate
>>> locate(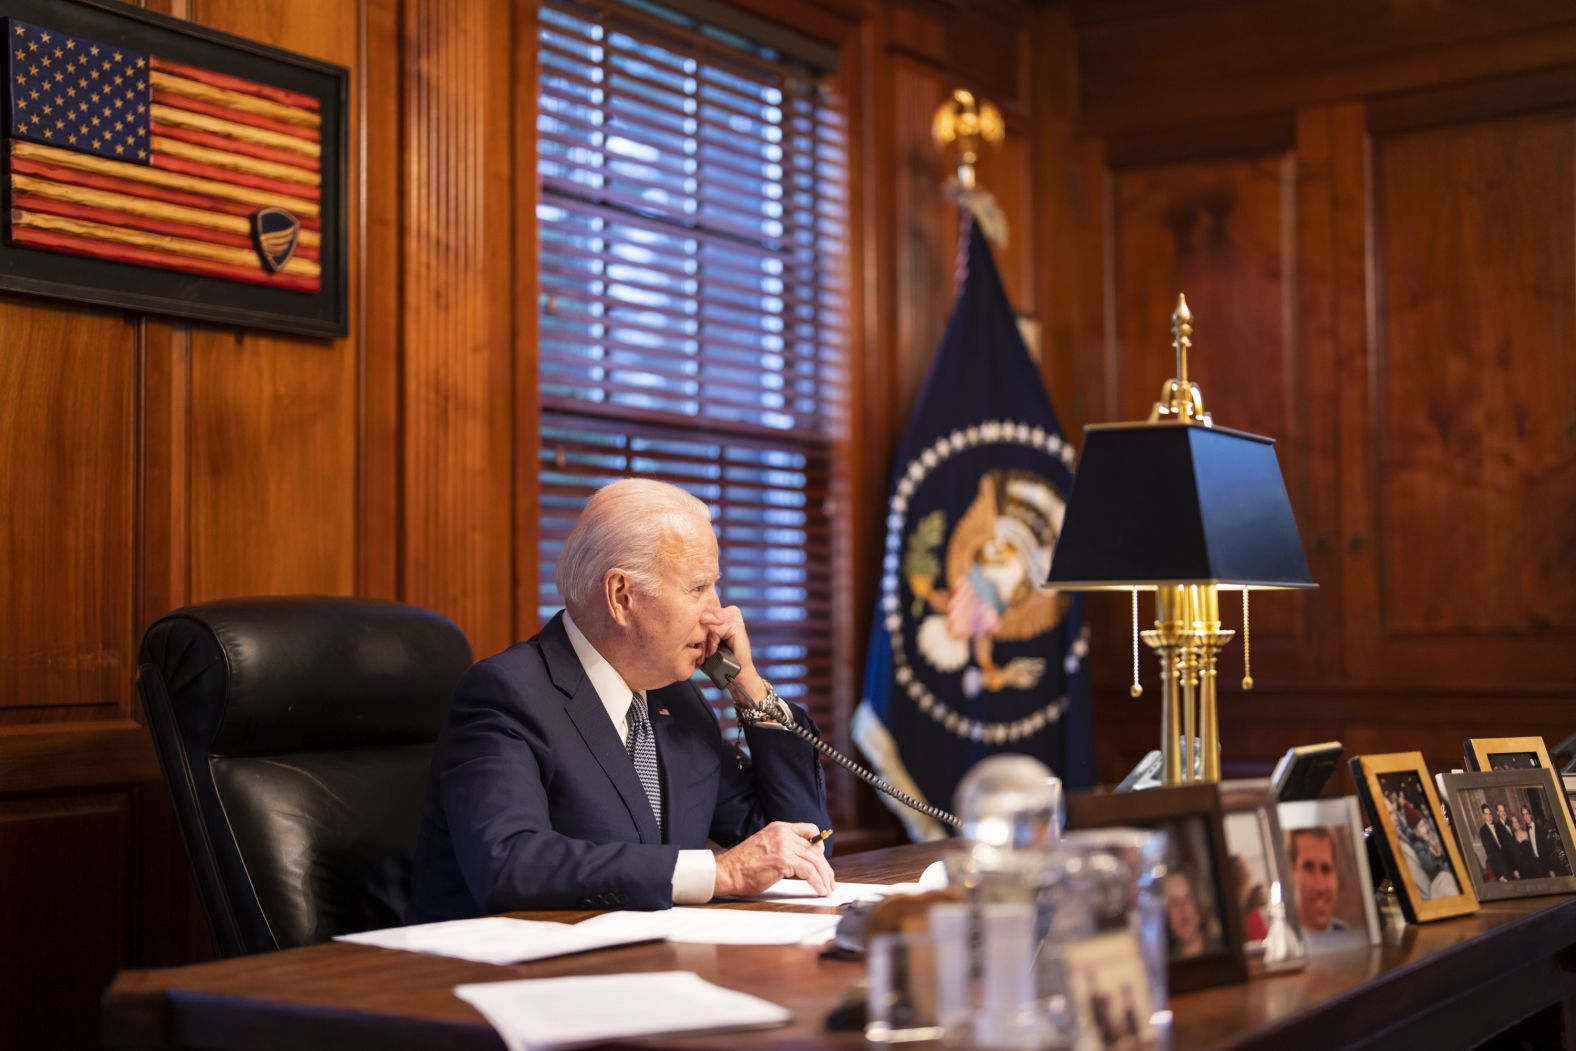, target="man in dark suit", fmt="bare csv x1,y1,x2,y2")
409,479,834,920
1521,805,1567,878
1479,803,1512,881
